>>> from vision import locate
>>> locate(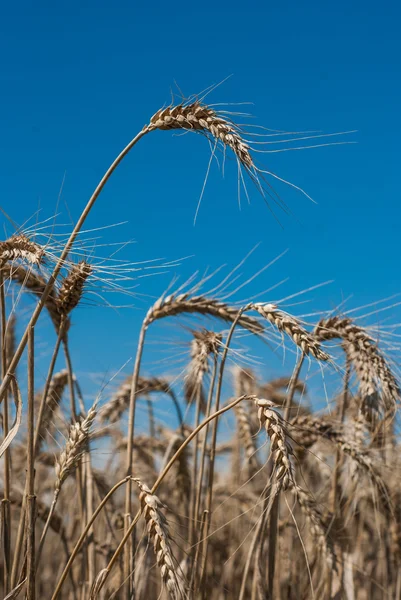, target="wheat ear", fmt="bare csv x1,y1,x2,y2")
251,303,329,360
149,102,254,170
254,397,294,489
134,479,186,599
315,316,400,414
0,234,44,267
